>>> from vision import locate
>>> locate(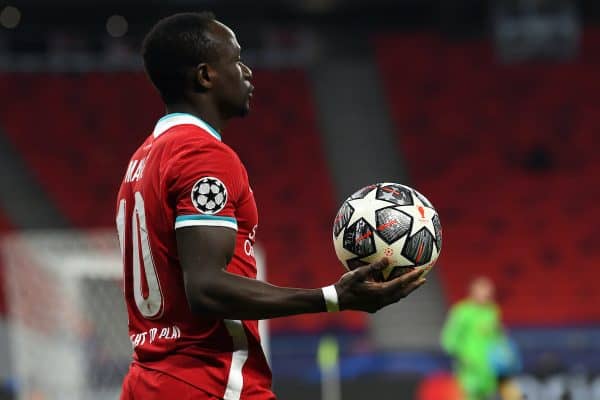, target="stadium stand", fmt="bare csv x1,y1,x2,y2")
0,70,362,332
375,32,600,325
0,72,162,228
